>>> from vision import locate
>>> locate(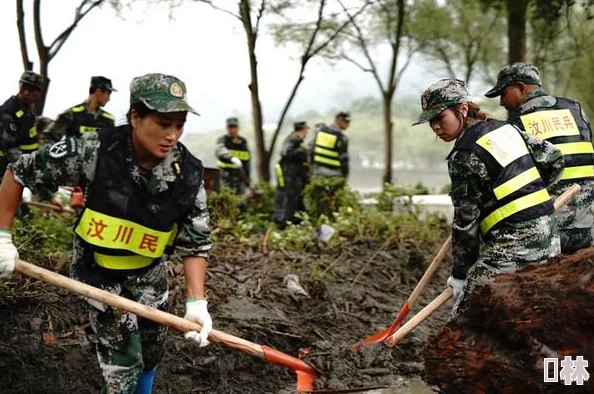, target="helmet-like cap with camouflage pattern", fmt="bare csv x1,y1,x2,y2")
130,73,199,115
20,71,44,90
412,79,470,126
484,63,541,98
